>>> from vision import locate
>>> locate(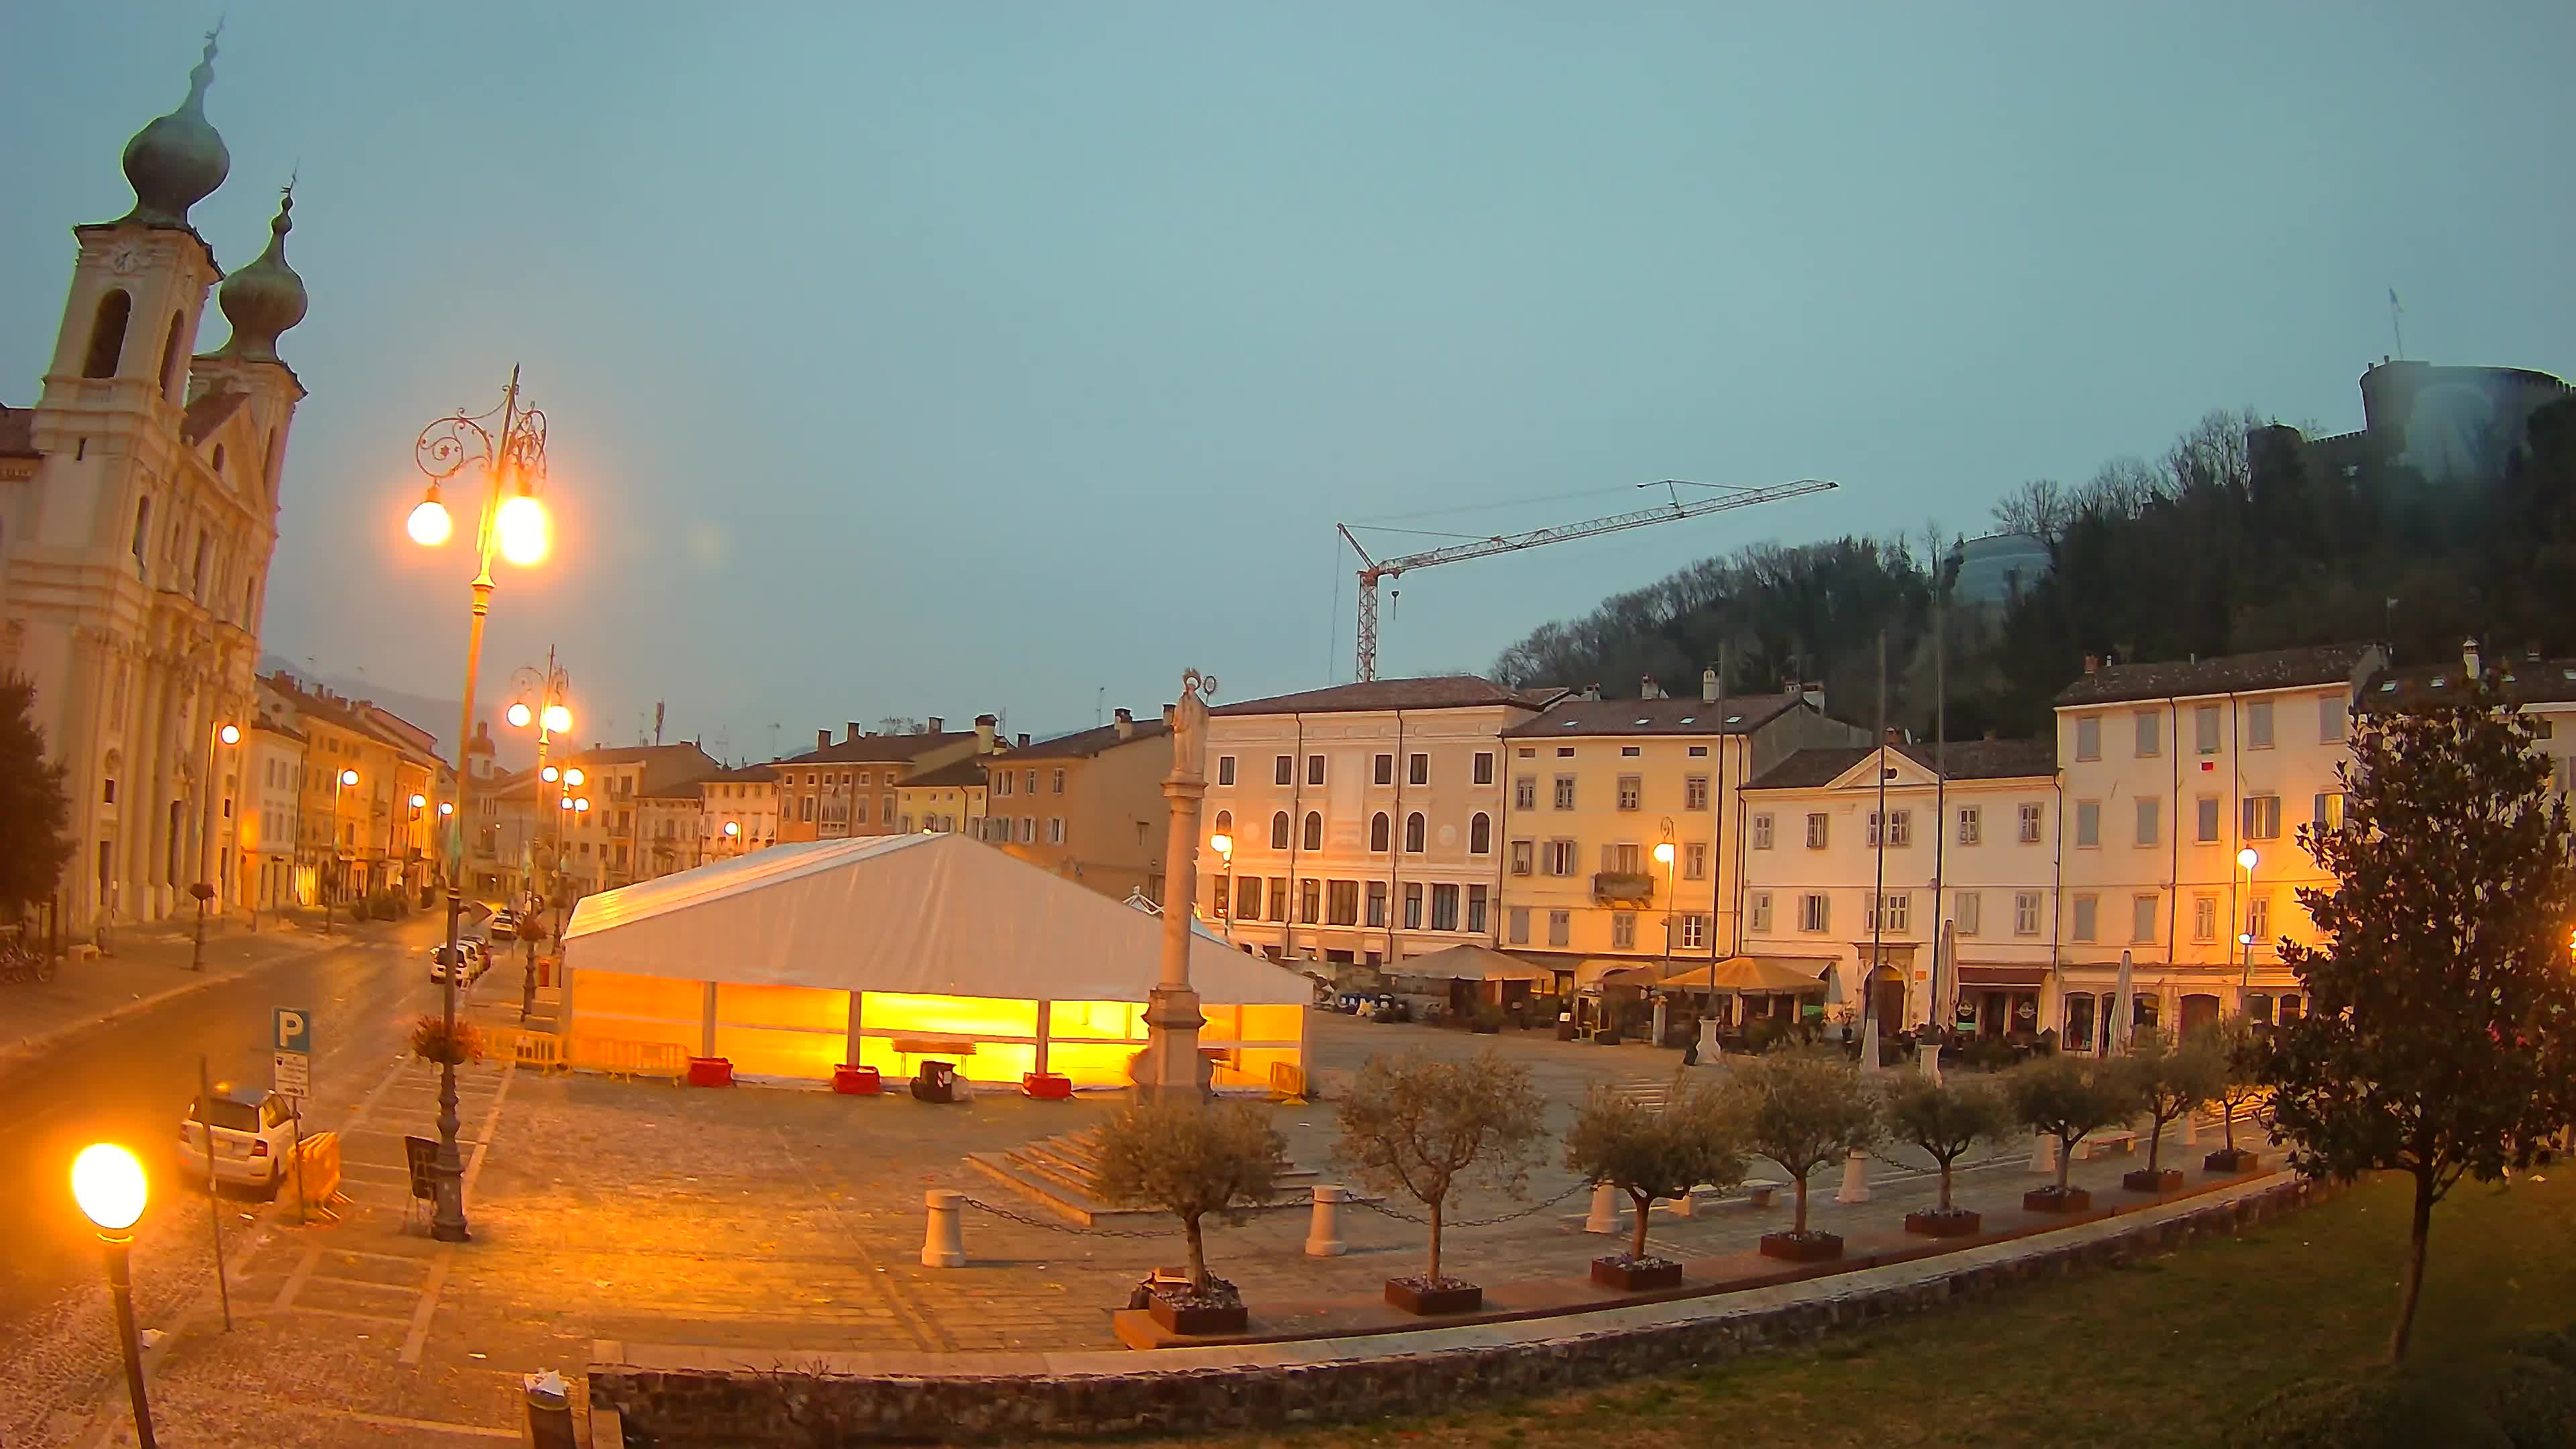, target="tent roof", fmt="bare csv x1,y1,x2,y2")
564,833,1309,1005
1391,944,1550,982
1656,955,1831,994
